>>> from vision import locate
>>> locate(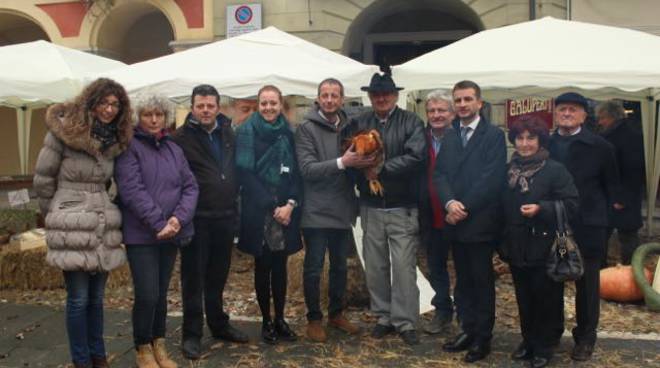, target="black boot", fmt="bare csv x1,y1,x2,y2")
274,318,298,342
262,320,278,345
